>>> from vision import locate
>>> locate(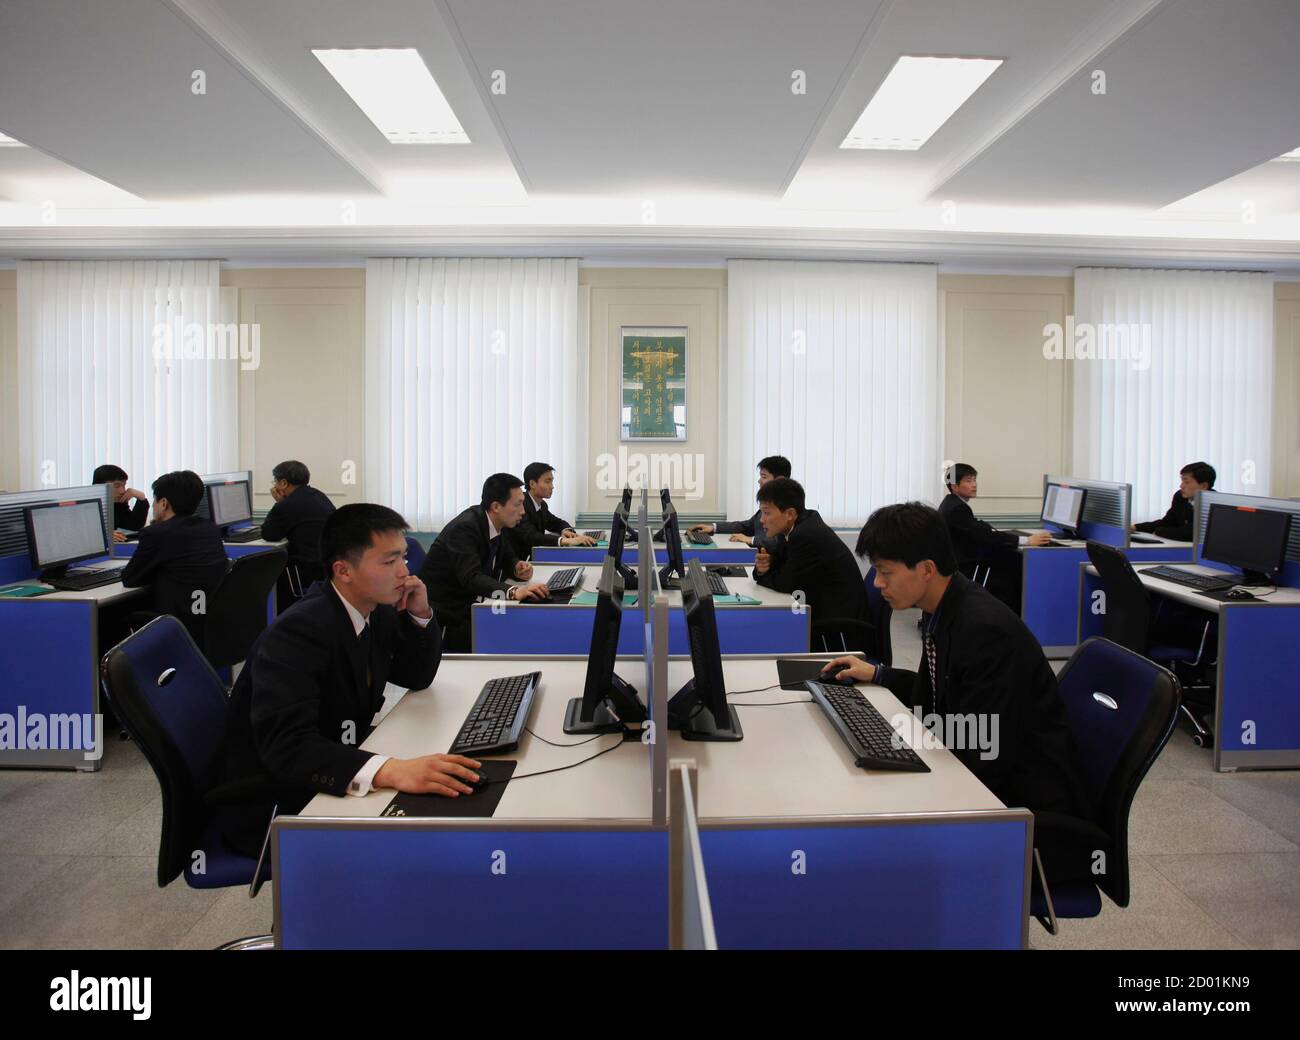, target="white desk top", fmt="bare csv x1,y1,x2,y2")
300,653,1003,823
1084,562,1300,612
476,563,792,609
